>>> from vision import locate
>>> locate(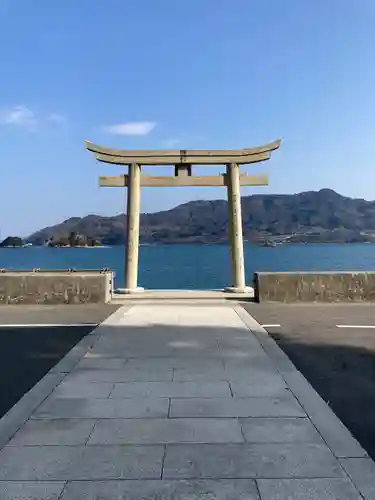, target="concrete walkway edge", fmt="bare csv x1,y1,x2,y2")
0,306,131,451
235,304,375,498
235,305,367,458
